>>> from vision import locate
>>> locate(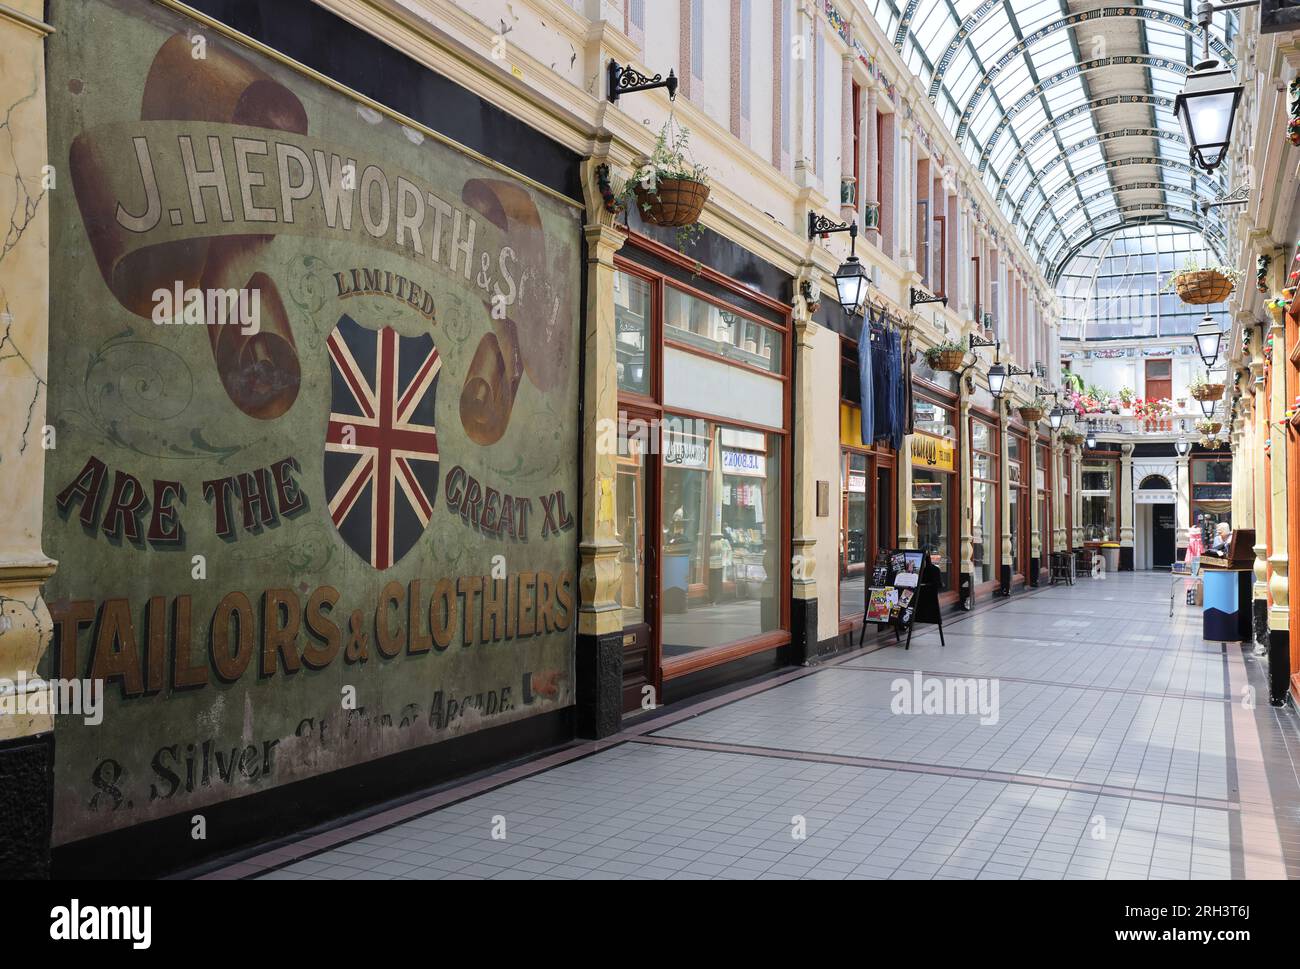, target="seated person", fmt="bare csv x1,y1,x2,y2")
1207,522,1232,557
